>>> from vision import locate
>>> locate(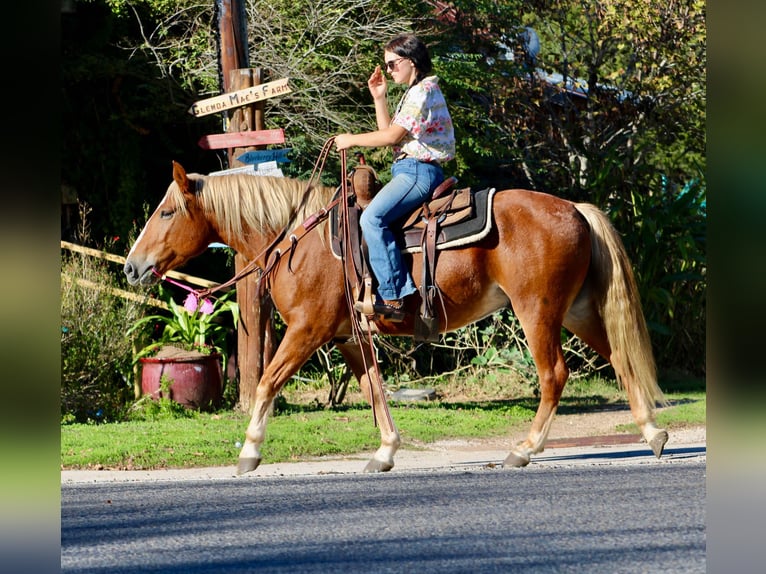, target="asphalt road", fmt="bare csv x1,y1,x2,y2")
62,460,706,573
